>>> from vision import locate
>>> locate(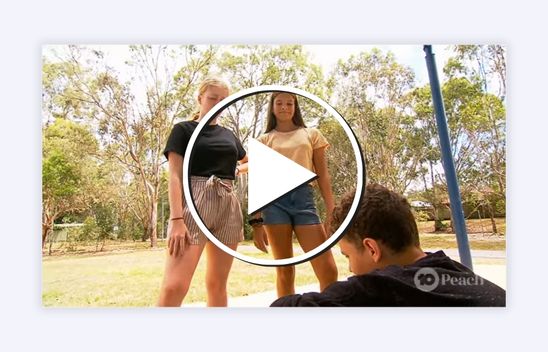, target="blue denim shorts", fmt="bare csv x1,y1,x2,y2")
262,184,321,226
